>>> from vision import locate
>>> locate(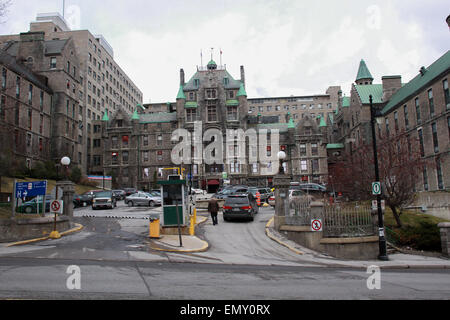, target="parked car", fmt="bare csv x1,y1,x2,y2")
92,191,117,210
248,187,271,203
268,193,276,207
125,192,161,207
16,196,54,214
123,188,138,196
190,188,205,195
77,190,103,207
295,183,327,193
222,194,258,222
214,185,249,200
112,190,126,201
